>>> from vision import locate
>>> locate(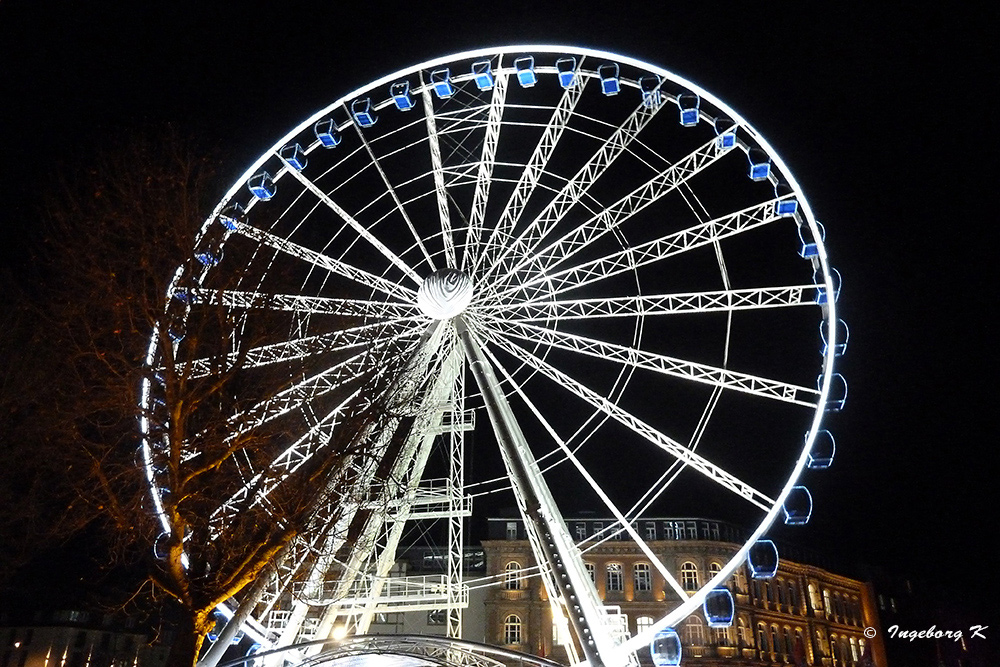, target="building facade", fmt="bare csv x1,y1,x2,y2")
482,517,886,667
